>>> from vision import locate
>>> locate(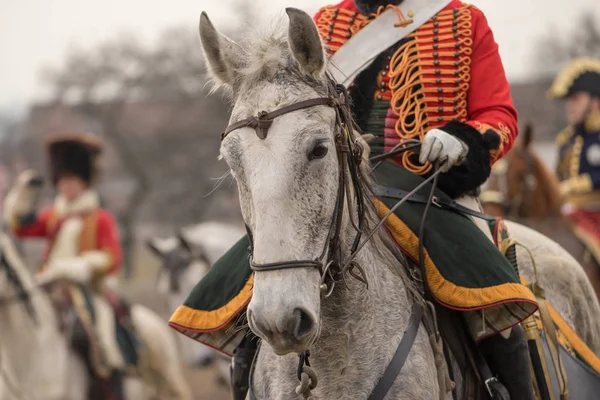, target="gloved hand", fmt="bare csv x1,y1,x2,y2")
16,169,44,188
3,169,44,222
37,257,92,286
419,129,469,173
